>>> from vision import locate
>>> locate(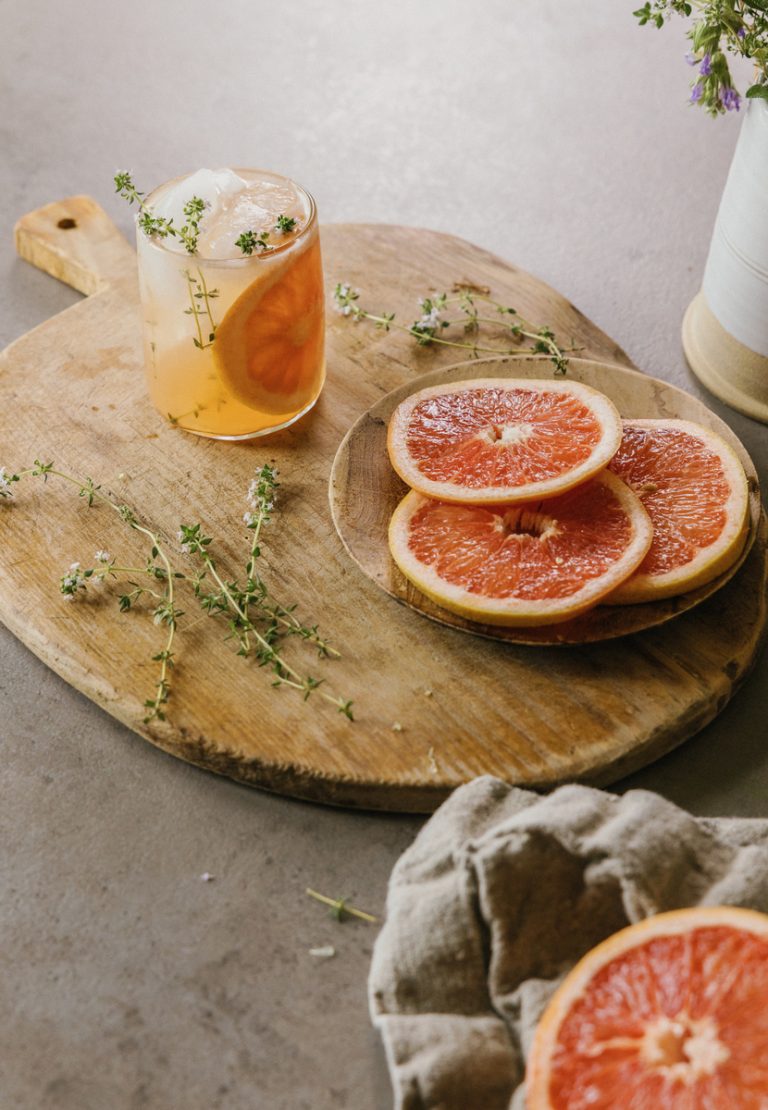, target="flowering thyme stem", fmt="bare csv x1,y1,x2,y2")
13,464,179,722
333,284,574,375
7,463,353,723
